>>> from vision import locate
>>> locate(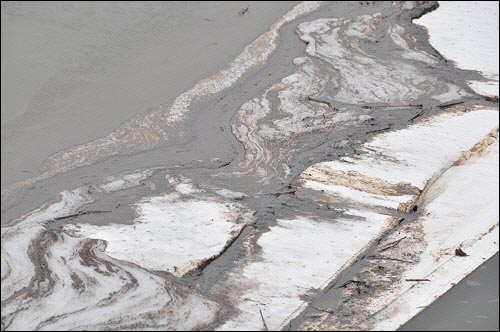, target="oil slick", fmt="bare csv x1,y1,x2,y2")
1,176,238,330
230,8,471,183
1,1,499,331
0,1,324,204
